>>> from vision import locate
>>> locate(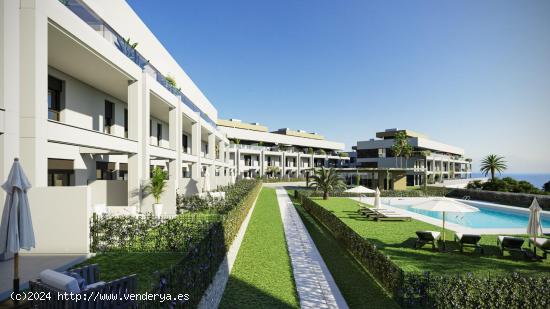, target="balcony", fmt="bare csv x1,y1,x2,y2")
47,120,137,154
59,0,216,128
